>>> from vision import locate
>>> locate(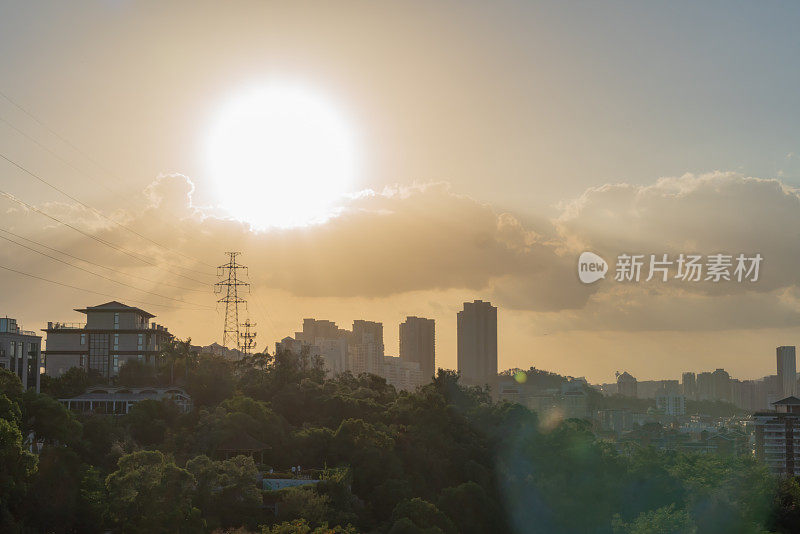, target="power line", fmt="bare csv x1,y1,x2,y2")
0,89,215,269
0,227,207,293
0,150,215,274
0,263,210,311
0,232,214,309
0,189,210,285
